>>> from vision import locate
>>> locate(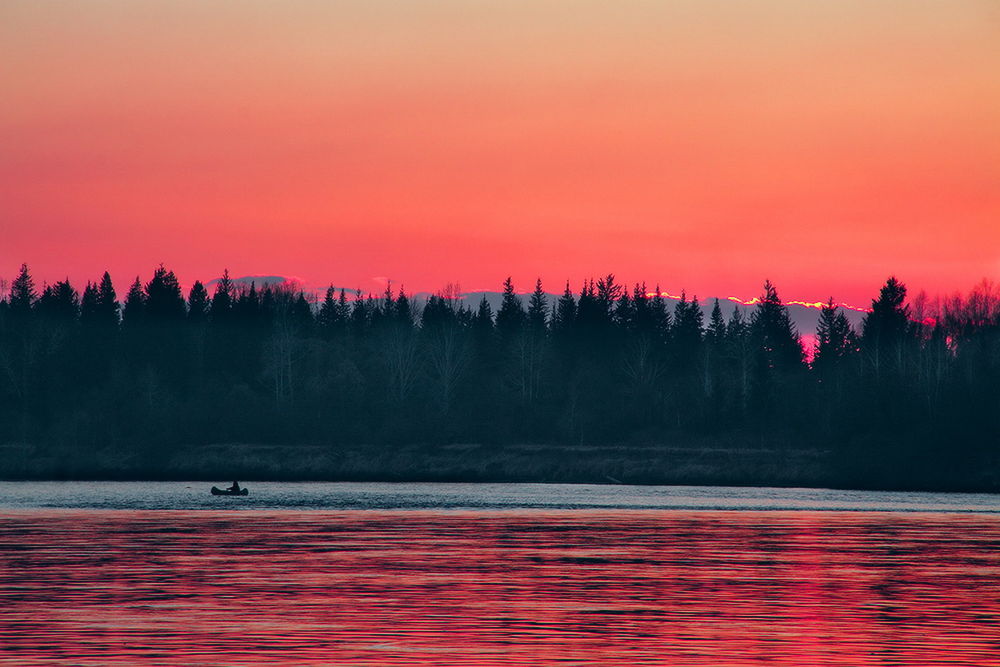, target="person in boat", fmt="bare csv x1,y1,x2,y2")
227,481,241,493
